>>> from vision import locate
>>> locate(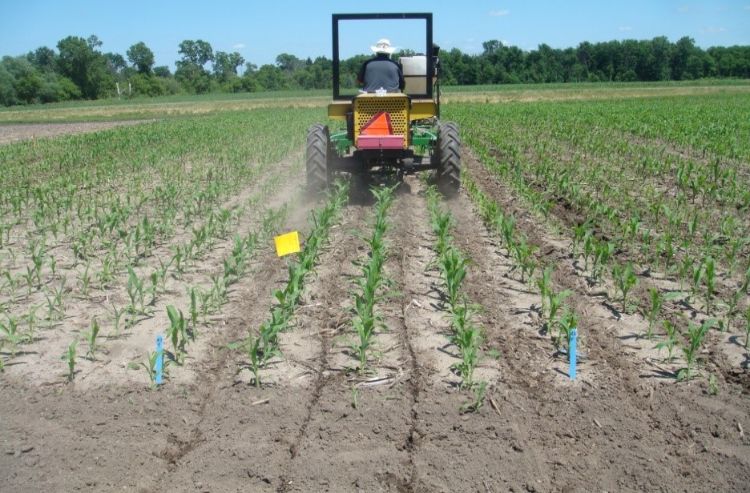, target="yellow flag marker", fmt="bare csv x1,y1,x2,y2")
274,231,301,257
